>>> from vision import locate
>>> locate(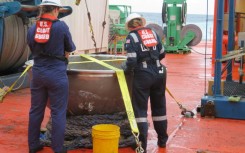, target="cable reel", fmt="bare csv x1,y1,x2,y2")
146,23,164,41
0,0,30,74
180,24,203,46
